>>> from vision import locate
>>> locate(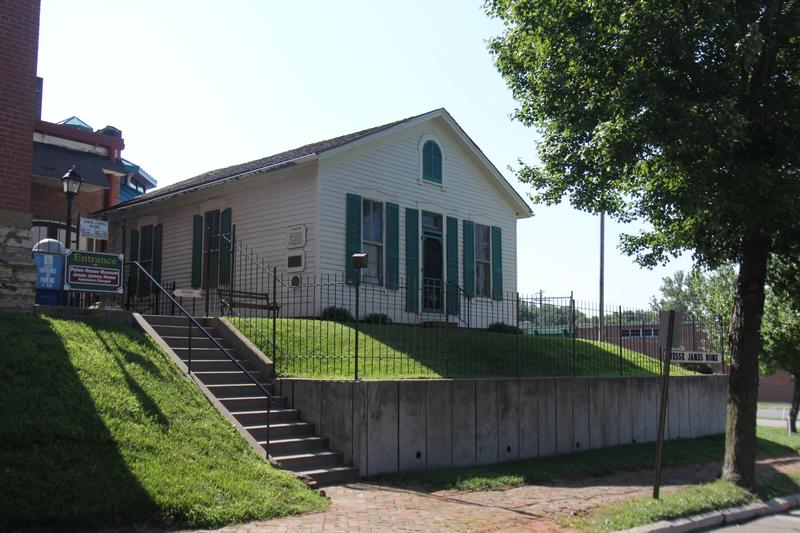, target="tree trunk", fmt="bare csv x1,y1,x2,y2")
791,376,800,433
722,233,769,489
